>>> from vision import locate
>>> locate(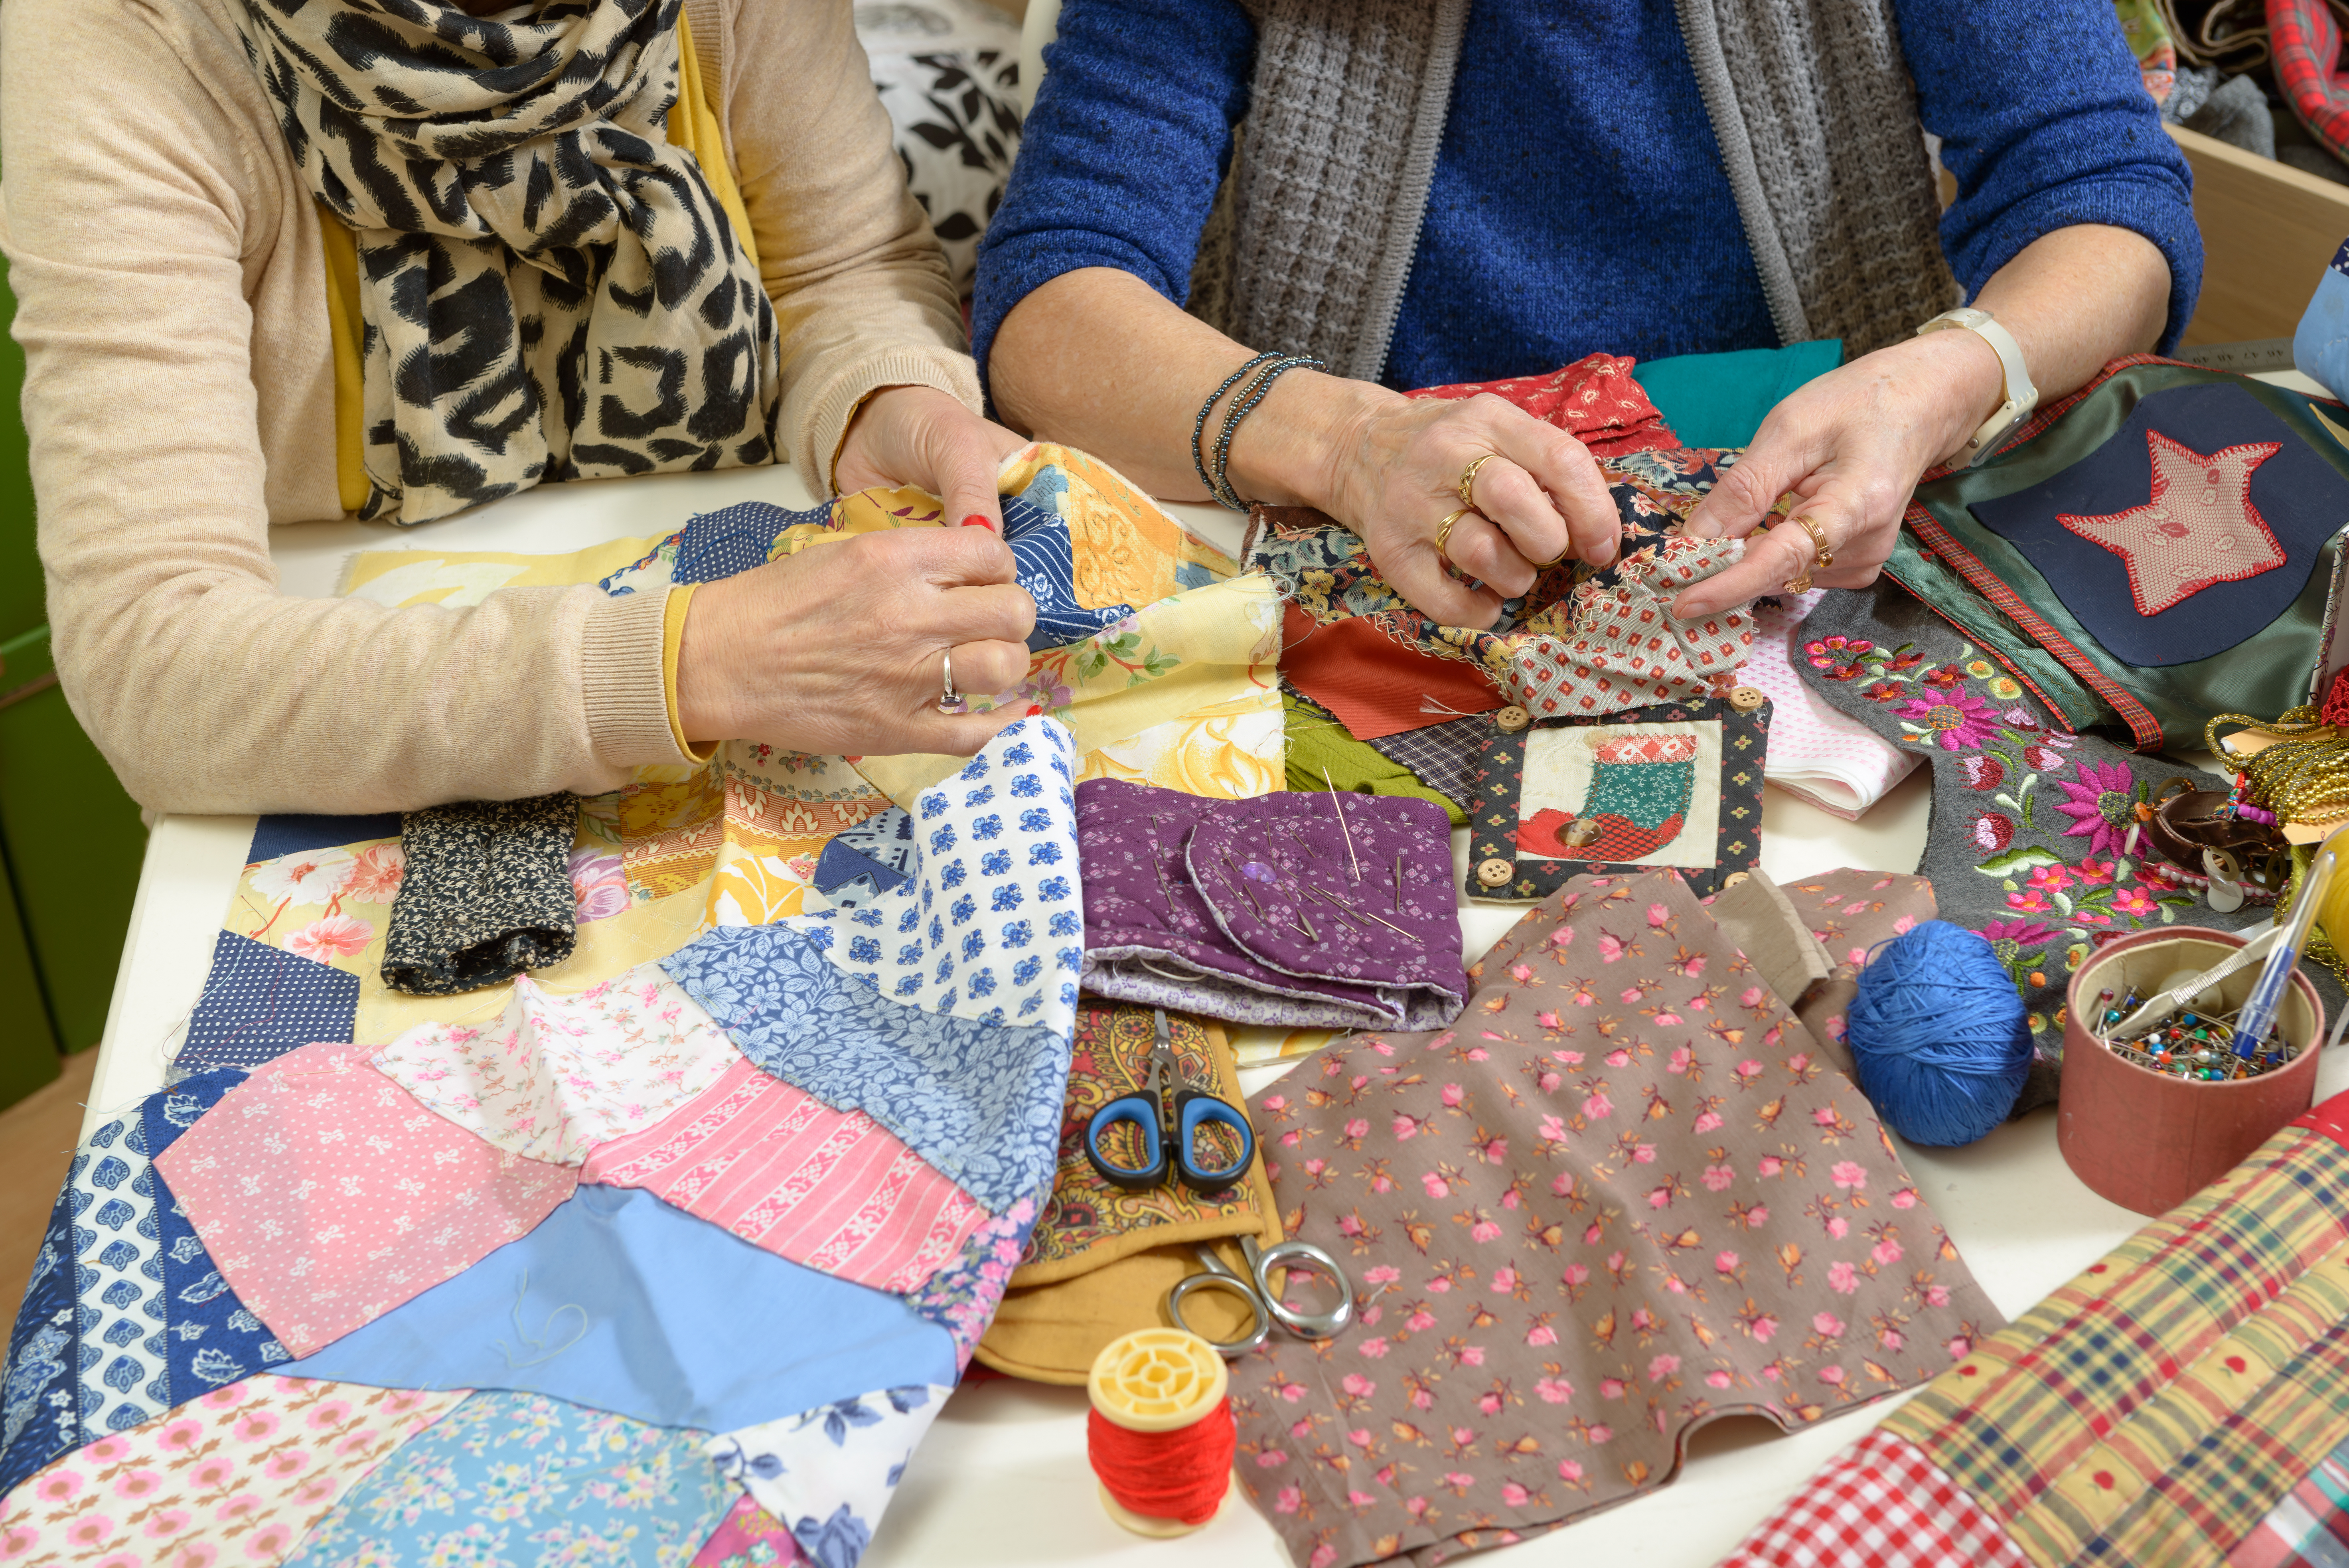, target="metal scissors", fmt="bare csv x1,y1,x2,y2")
1083,1009,1256,1195
1167,1234,1355,1358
